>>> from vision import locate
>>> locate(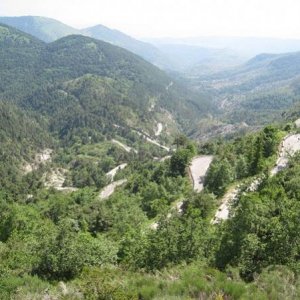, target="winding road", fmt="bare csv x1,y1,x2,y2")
271,133,300,176
106,163,127,182
99,179,127,200
211,186,239,224
189,155,214,192
112,139,138,154
150,155,214,230
135,130,170,151
213,131,300,224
